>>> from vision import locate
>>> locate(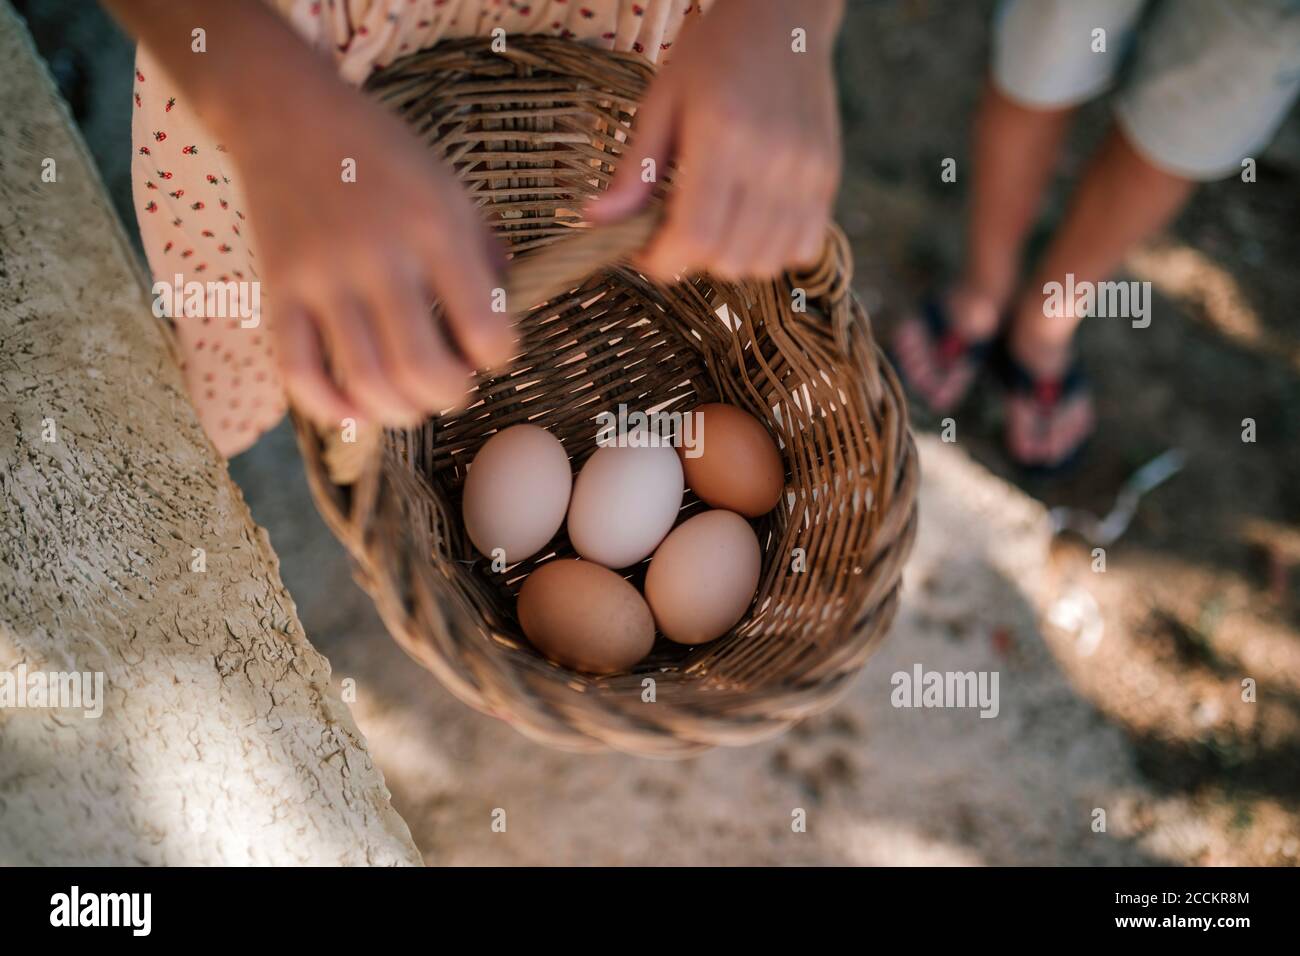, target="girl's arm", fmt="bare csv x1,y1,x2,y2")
590,0,846,282
103,0,514,429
